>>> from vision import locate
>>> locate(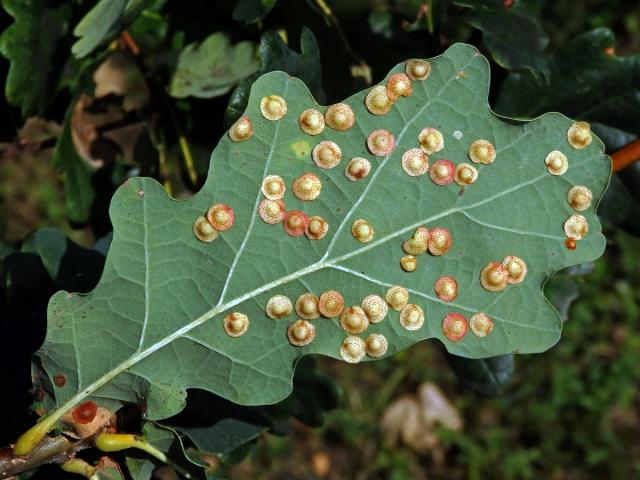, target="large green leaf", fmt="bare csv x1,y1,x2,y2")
169,32,259,99
496,28,640,134
232,0,279,24
0,0,71,116
453,0,548,74
32,44,609,437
